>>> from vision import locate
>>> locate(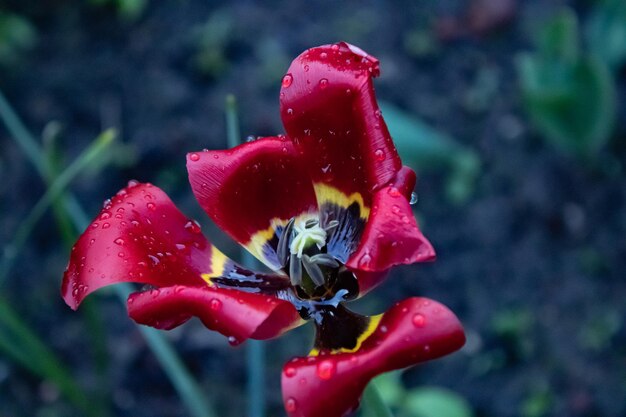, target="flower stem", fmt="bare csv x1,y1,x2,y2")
226,94,266,417
362,381,394,417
